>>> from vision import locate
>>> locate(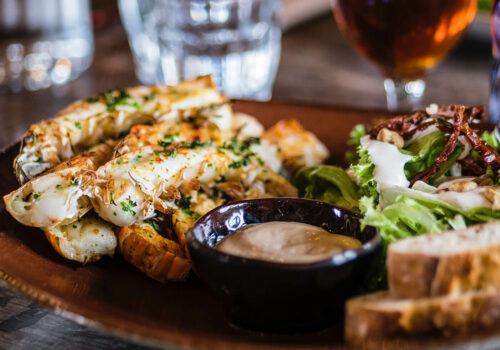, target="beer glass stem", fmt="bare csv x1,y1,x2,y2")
383,78,426,112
